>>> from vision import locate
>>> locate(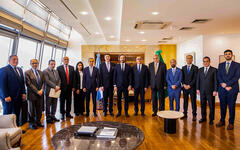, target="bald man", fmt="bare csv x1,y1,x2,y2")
57,56,75,120
166,59,182,111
